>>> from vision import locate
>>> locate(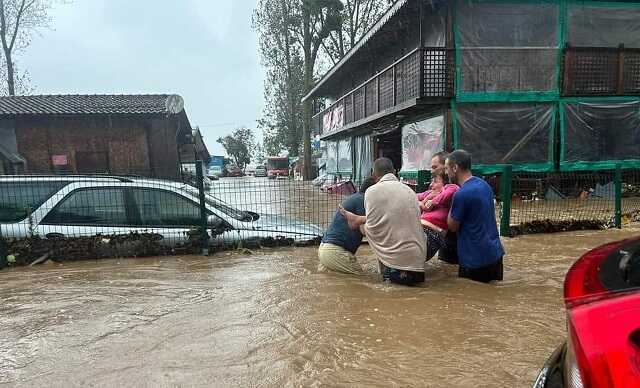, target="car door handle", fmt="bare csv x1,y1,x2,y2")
45,233,65,239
